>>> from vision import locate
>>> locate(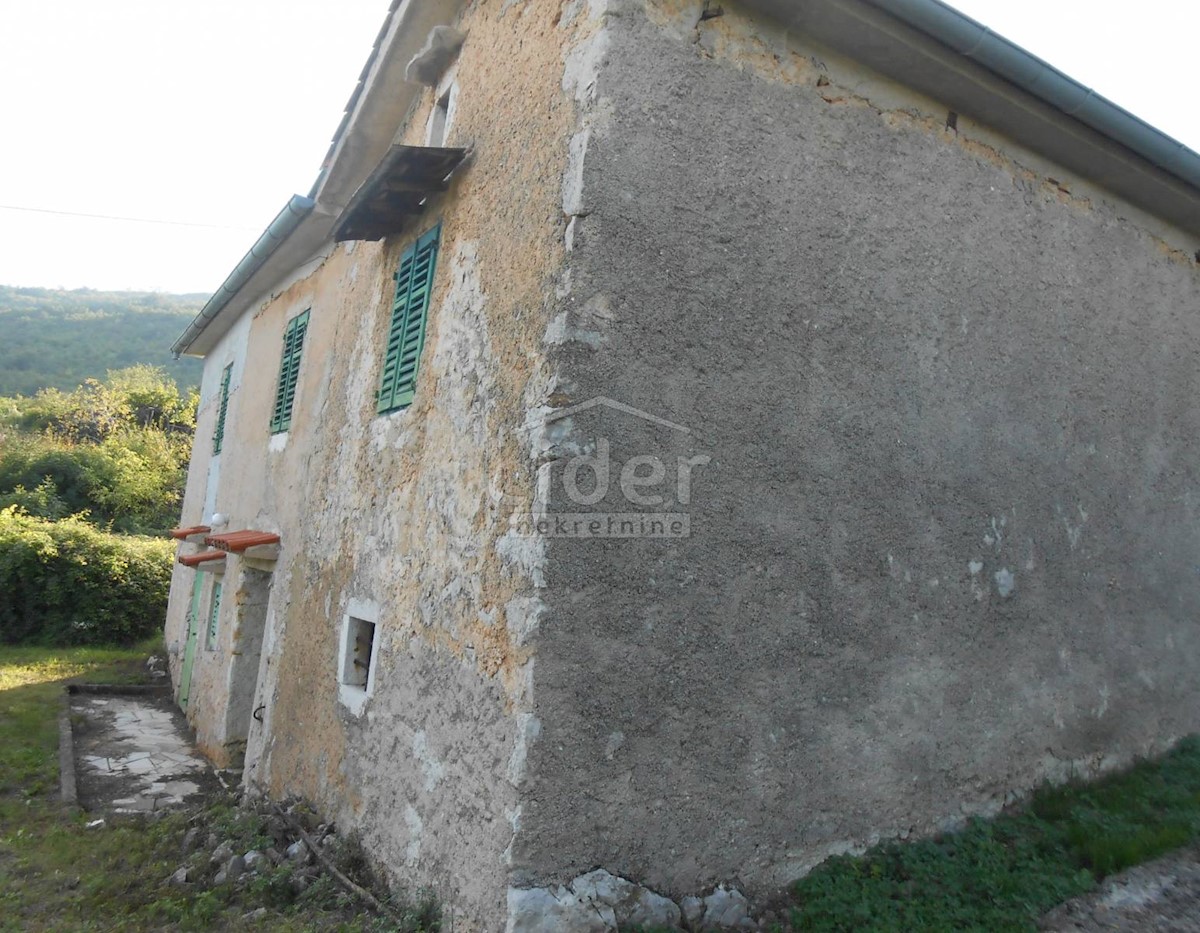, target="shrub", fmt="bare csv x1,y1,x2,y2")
0,365,195,535
0,429,185,535
0,435,118,518
0,506,174,645
0,478,69,519
5,365,196,442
